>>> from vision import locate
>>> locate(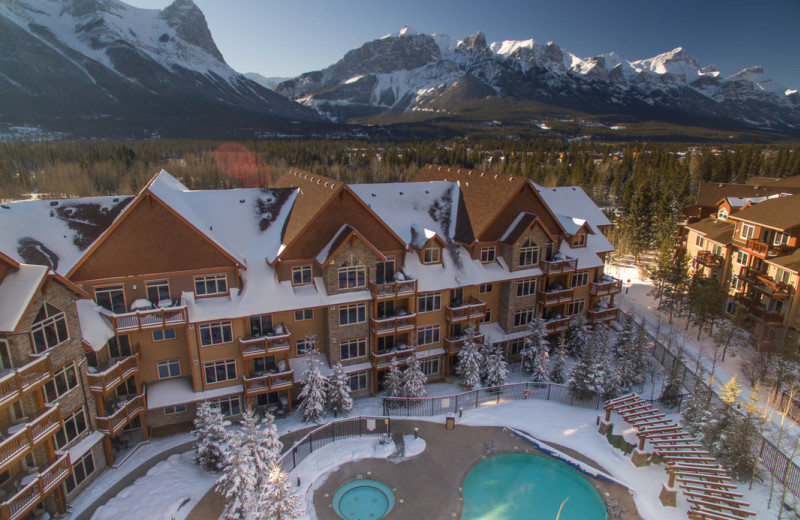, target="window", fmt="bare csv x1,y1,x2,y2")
152,328,176,342
194,274,228,296
145,280,170,304
65,451,95,494
509,339,525,358
95,285,126,314
481,308,493,323
296,339,315,355
55,406,87,450
711,244,723,256
157,359,181,379
423,244,440,264
349,371,368,391
294,309,313,321
519,240,539,266
292,265,312,285
571,270,589,288
718,208,729,219
776,268,791,284
732,276,748,292
164,404,187,415
339,303,366,325
479,283,493,294
517,278,537,297
695,235,705,248
567,298,585,316
108,335,132,358
208,396,241,417
573,234,586,247
31,303,69,353
480,246,496,263
736,250,750,266
199,322,233,346
740,223,755,240
254,356,276,373
417,292,441,313
421,358,440,376
340,338,367,360
726,300,737,315
204,359,237,385
338,265,366,290
774,232,790,246
249,315,273,337
513,308,534,327
44,361,78,403
417,325,440,346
